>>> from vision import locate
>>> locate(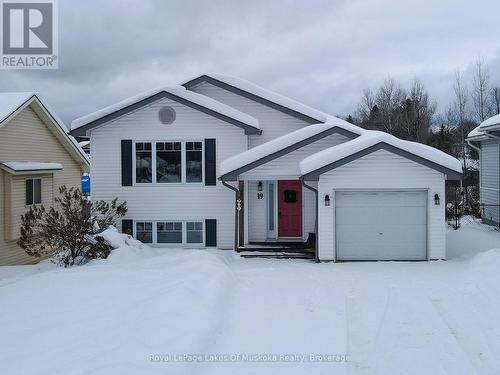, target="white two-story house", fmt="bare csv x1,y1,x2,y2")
70,74,462,261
